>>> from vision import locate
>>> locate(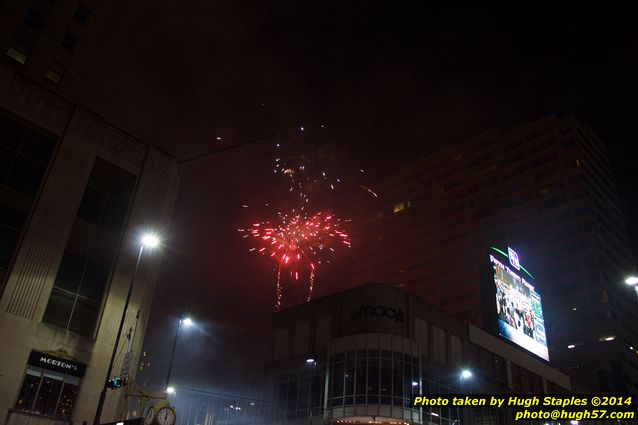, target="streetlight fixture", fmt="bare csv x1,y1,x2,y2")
305,358,317,425
93,233,161,425
625,276,638,286
165,316,194,393
459,369,472,394
166,386,176,394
